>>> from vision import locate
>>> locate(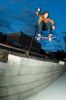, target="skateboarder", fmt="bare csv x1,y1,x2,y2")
36,8,55,40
